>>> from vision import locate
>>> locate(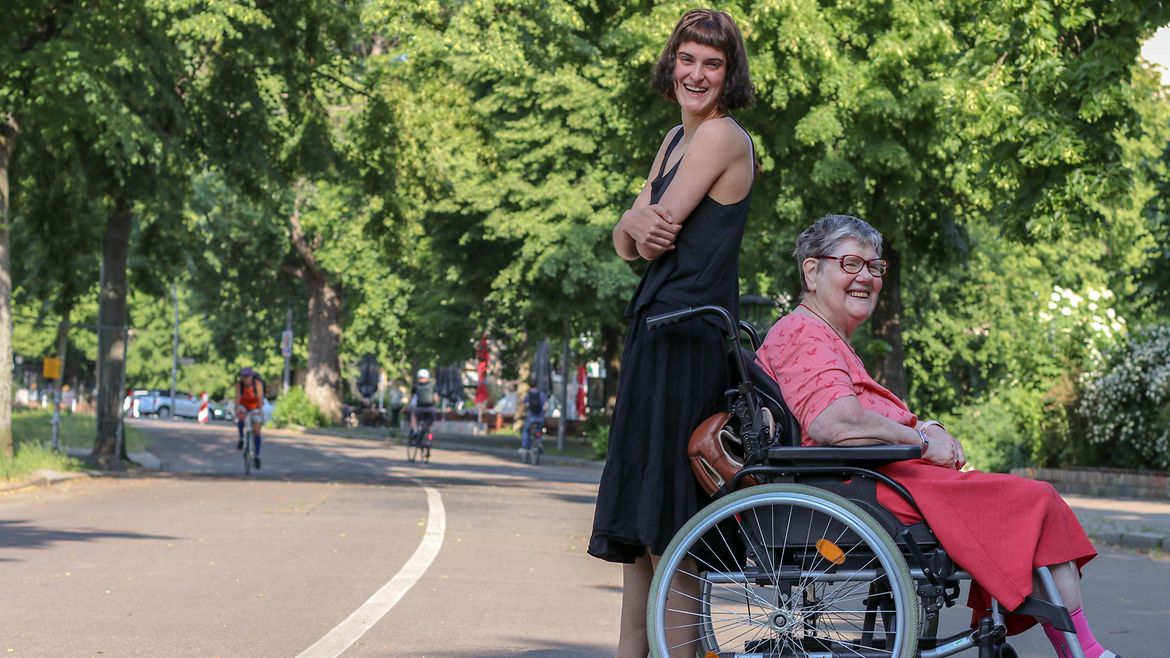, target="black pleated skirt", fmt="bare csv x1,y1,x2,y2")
588,302,731,562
